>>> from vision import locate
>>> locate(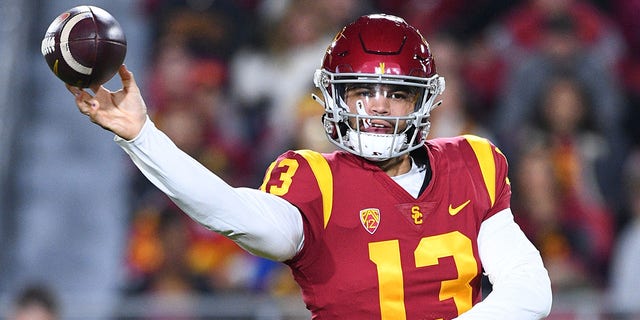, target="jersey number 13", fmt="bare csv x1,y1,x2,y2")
368,231,478,319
